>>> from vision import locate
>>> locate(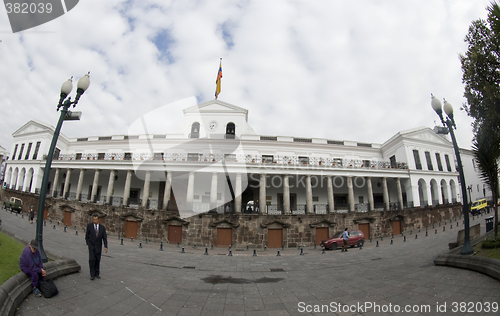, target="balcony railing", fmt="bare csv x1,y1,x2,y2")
54,153,410,171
